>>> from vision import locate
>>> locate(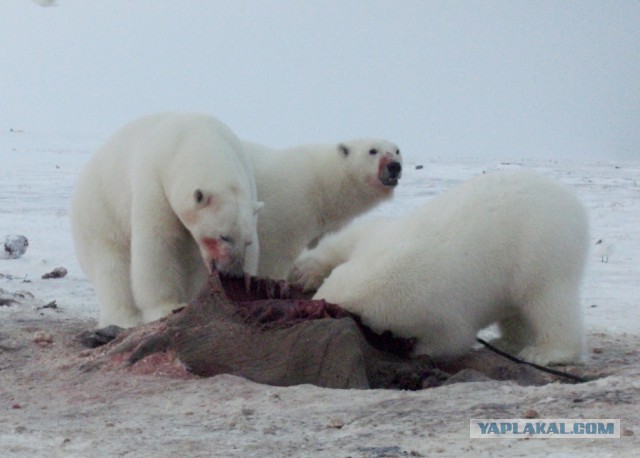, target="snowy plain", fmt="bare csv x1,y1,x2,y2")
0,129,638,457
